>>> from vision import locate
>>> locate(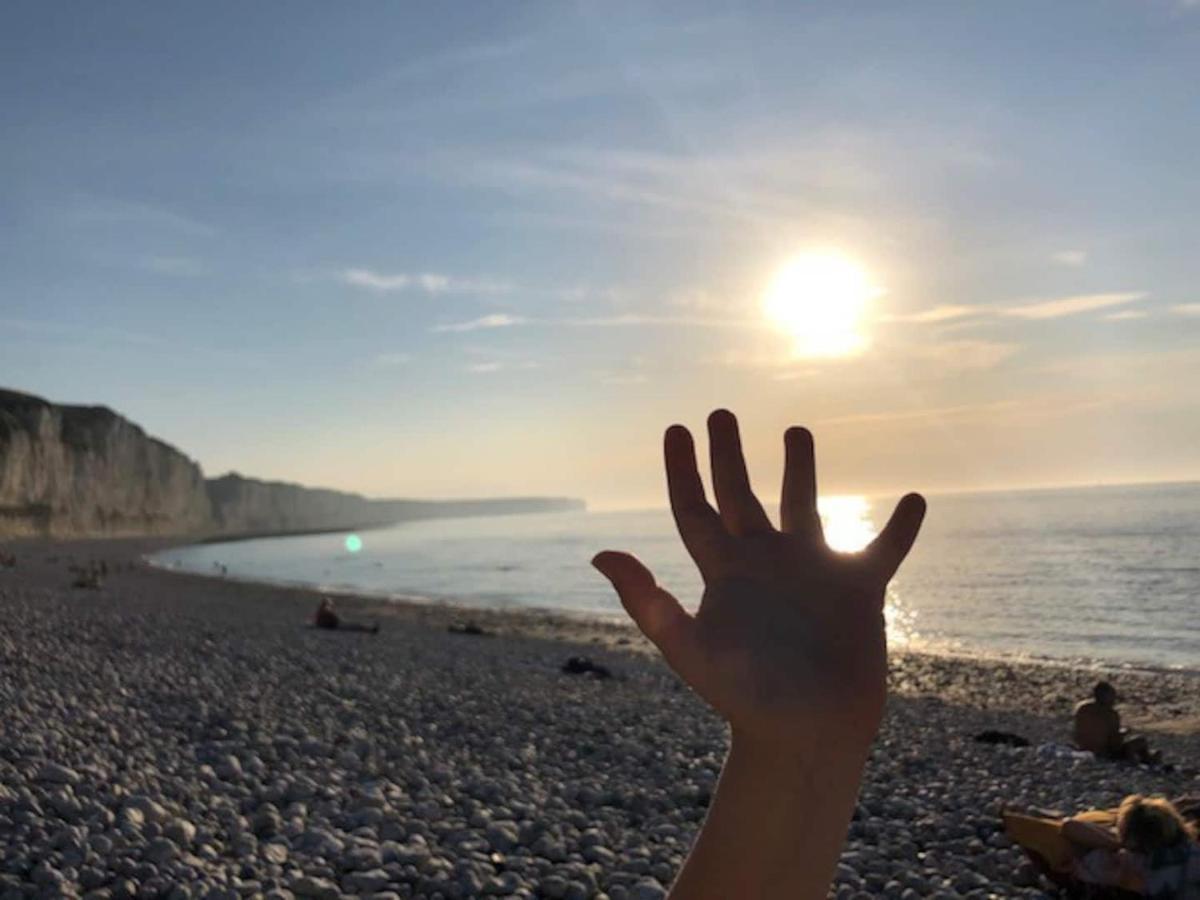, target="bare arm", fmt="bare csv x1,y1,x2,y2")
594,410,925,900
